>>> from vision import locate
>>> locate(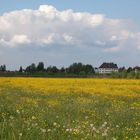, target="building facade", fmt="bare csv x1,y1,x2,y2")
96,62,118,74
